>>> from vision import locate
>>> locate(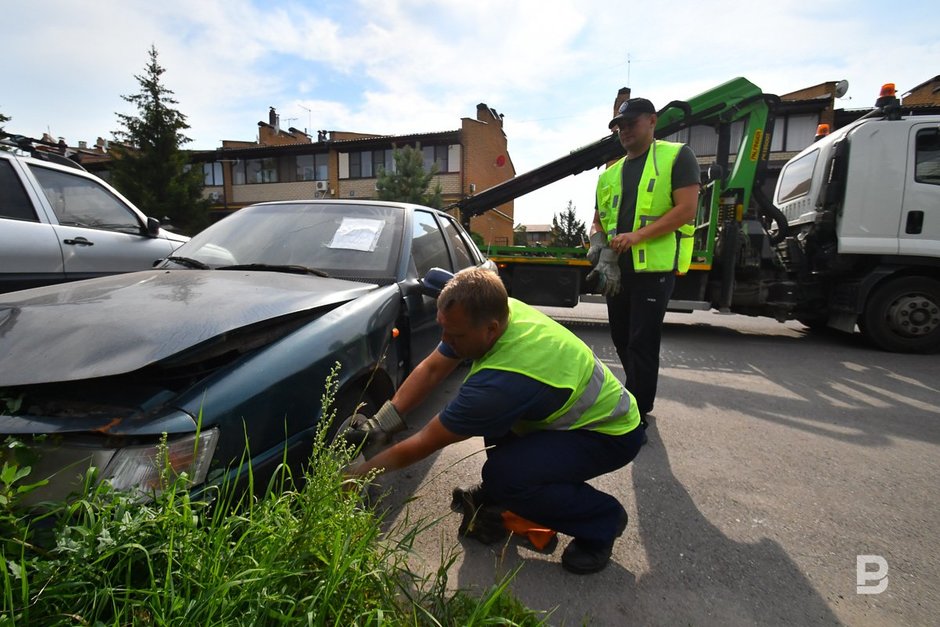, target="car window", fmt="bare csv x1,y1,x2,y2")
440,215,478,270
412,210,453,275
29,165,142,233
0,160,39,222
176,202,405,280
